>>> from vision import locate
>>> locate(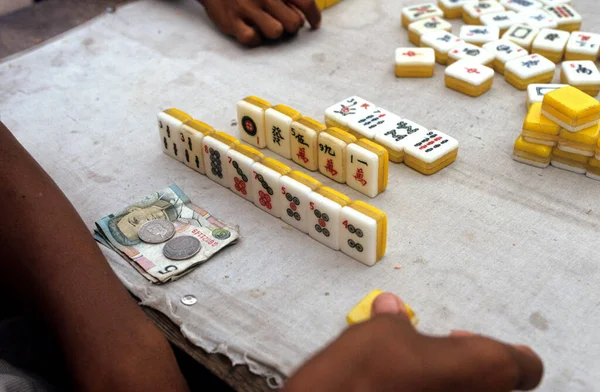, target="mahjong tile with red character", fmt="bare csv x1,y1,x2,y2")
158,108,192,162
500,0,542,12
404,130,459,175
318,128,357,183
279,171,321,233
561,61,600,97
448,42,495,66
347,108,401,140
531,28,570,63
290,117,326,171
178,119,214,174
202,132,240,188
483,39,528,74
408,16,452,46
373,119,428,163
438,0,478,19
325,96,375,131
502,24,540,51
445,59,495,97
395,48,436,78
265,104,301,159
346,140,388,198
565,32,600,62
237,96,271,149
339,201,387,266
308,187,352,251
227,145,264,202
504,53,555,90
462,1,506,25
545,5,581,32
251,158,291,218
460,25,500,46
480,11,520,34
401,3,444,28
419,30,464,65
